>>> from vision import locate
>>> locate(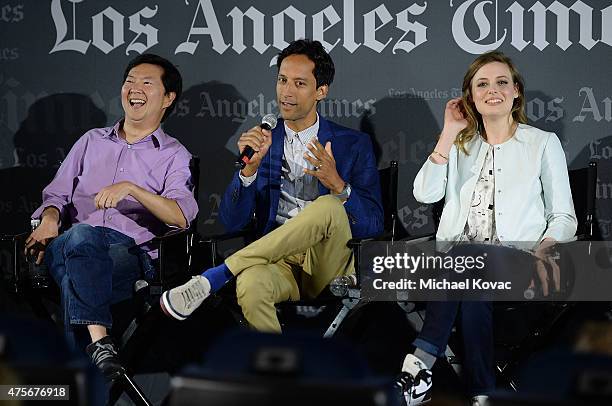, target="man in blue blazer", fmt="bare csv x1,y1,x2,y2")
161,39,383,332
